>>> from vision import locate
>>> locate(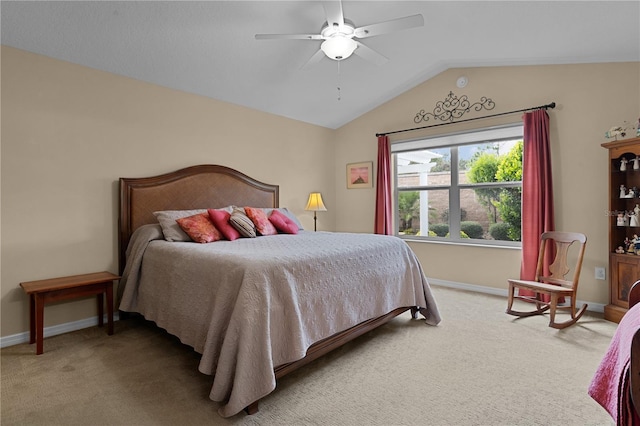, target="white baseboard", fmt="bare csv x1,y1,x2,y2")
0,313,120,349
427,277,605,314
0,280,605,348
